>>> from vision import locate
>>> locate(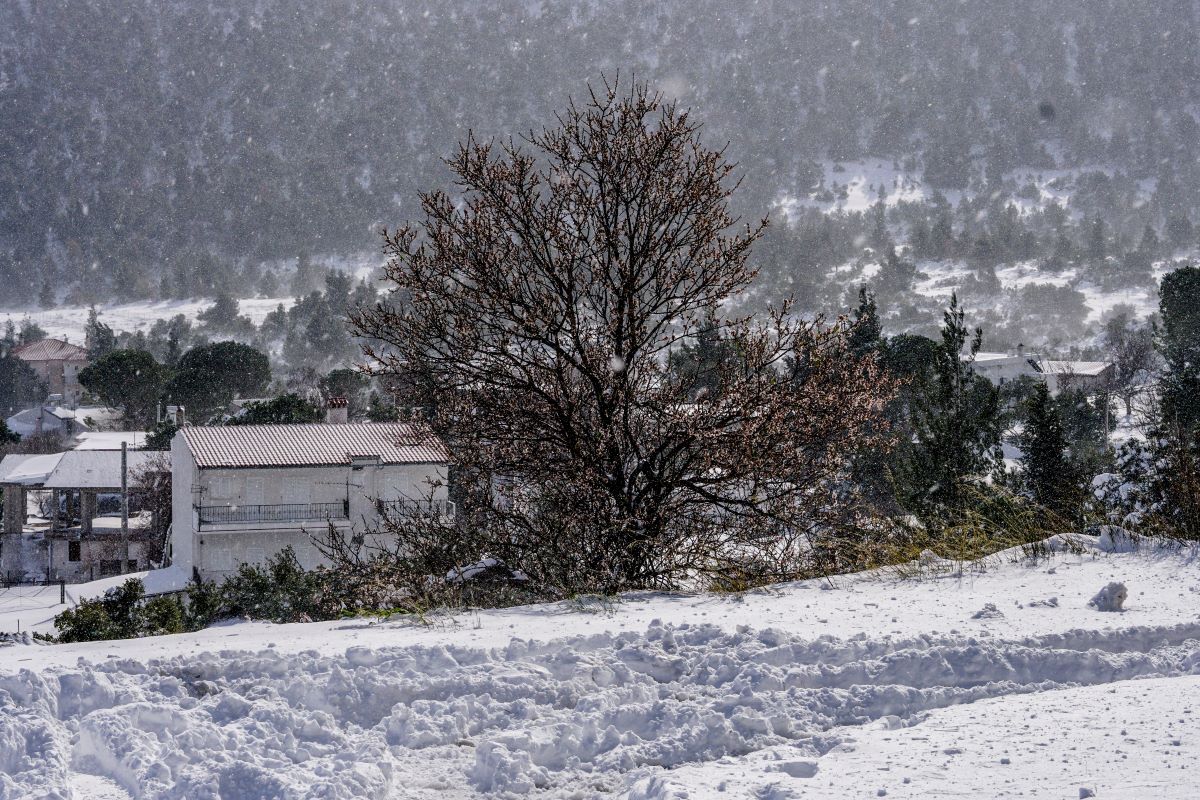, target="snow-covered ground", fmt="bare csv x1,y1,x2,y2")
0,297,295,345
0,251,385,344
4,535,1200,797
